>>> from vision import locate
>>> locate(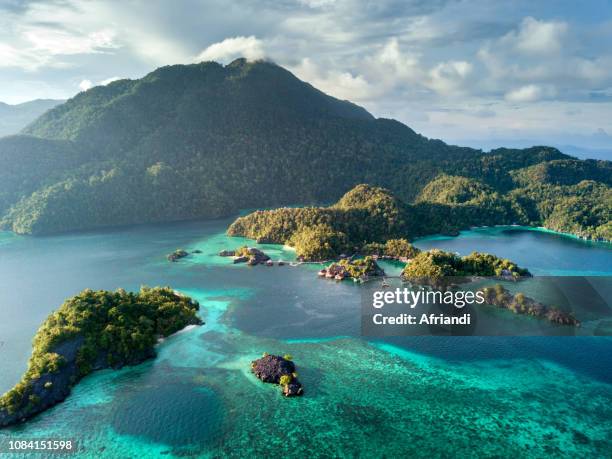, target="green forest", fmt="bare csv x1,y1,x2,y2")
227,177,610,261
401,250,530,280
0,59,608,238
0,287,201,420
